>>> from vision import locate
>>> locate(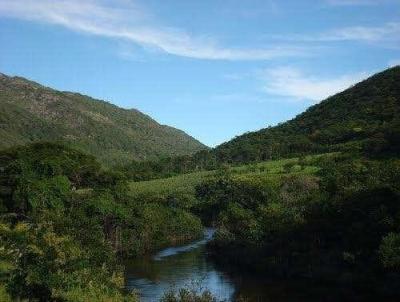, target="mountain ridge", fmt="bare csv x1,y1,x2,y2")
0,72,207,166
213,66,400,163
